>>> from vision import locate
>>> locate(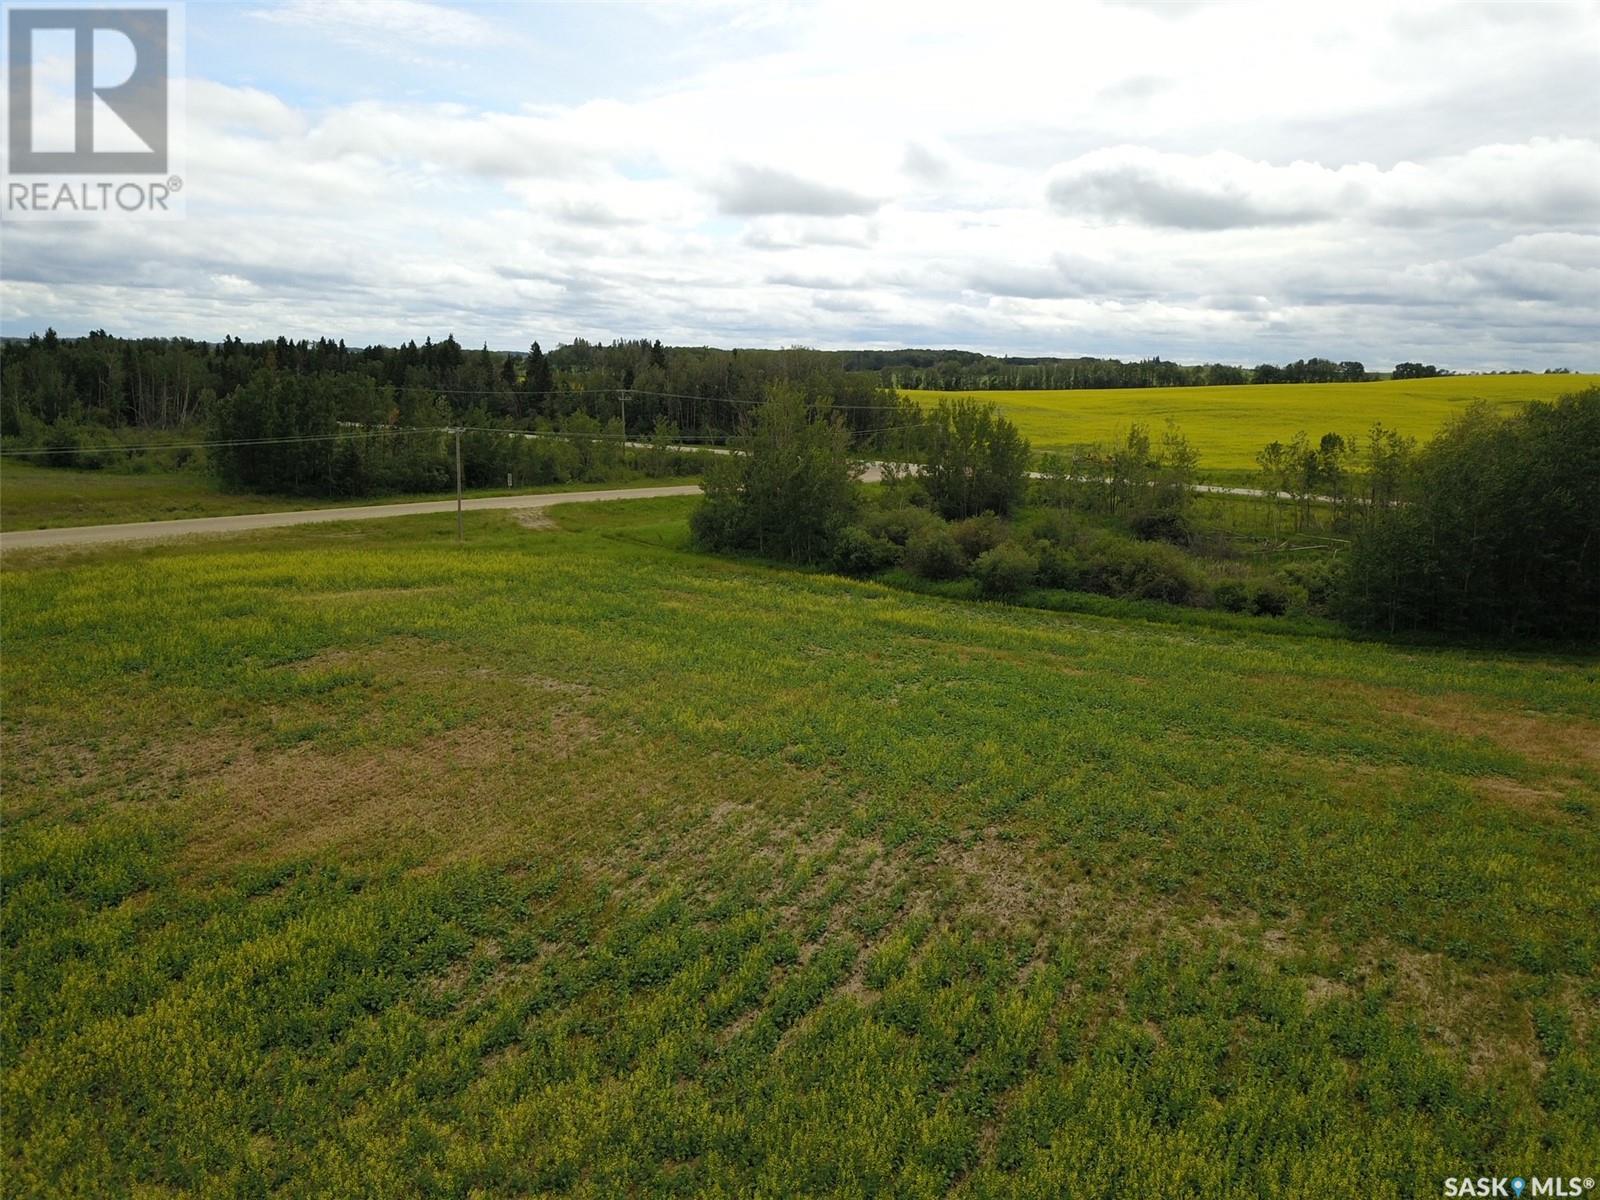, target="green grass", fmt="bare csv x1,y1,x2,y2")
3,500,1597,1196
912,374,1600,472
0,462,700,531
